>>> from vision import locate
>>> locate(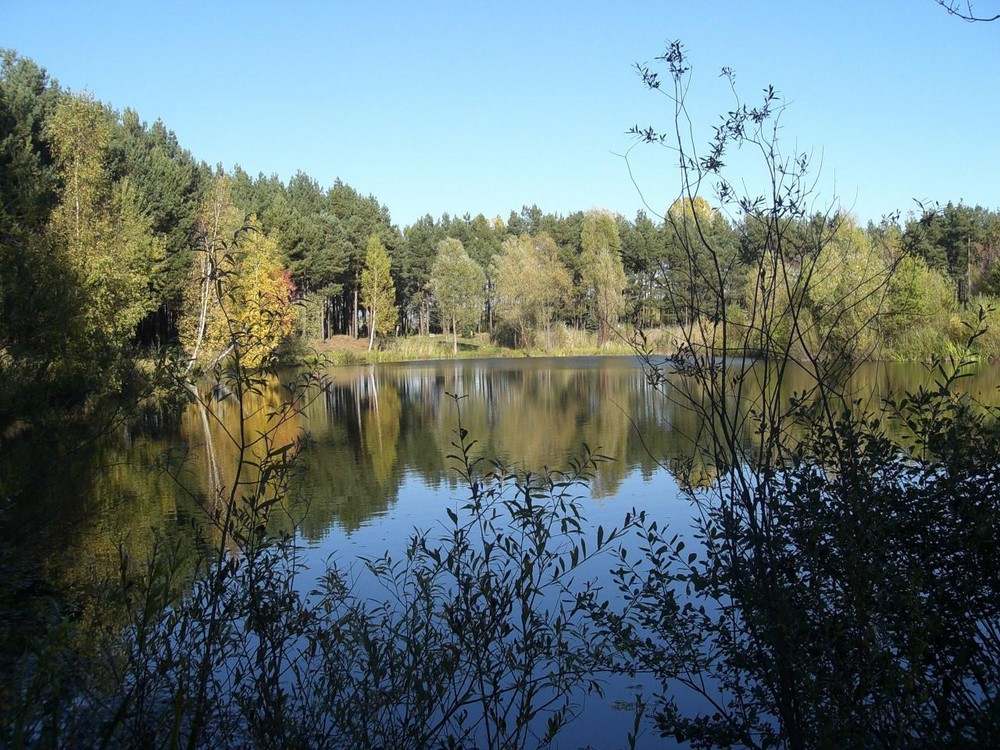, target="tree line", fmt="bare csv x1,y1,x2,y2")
3,49,1000,426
